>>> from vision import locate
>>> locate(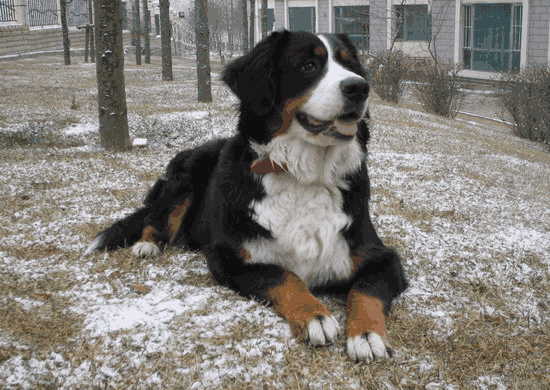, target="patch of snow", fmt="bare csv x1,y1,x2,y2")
63,122,97,136
84,284,191,336
11,297,44,310
151,110,210,122
474,375,507,390
132,137,148,147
